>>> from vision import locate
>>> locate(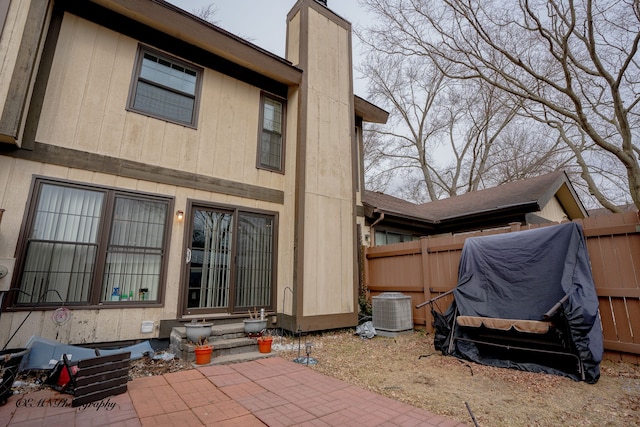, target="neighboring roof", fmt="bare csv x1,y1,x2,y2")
362,171,588,234
416,170,587,221
363,190,437,234
363,190,426,219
